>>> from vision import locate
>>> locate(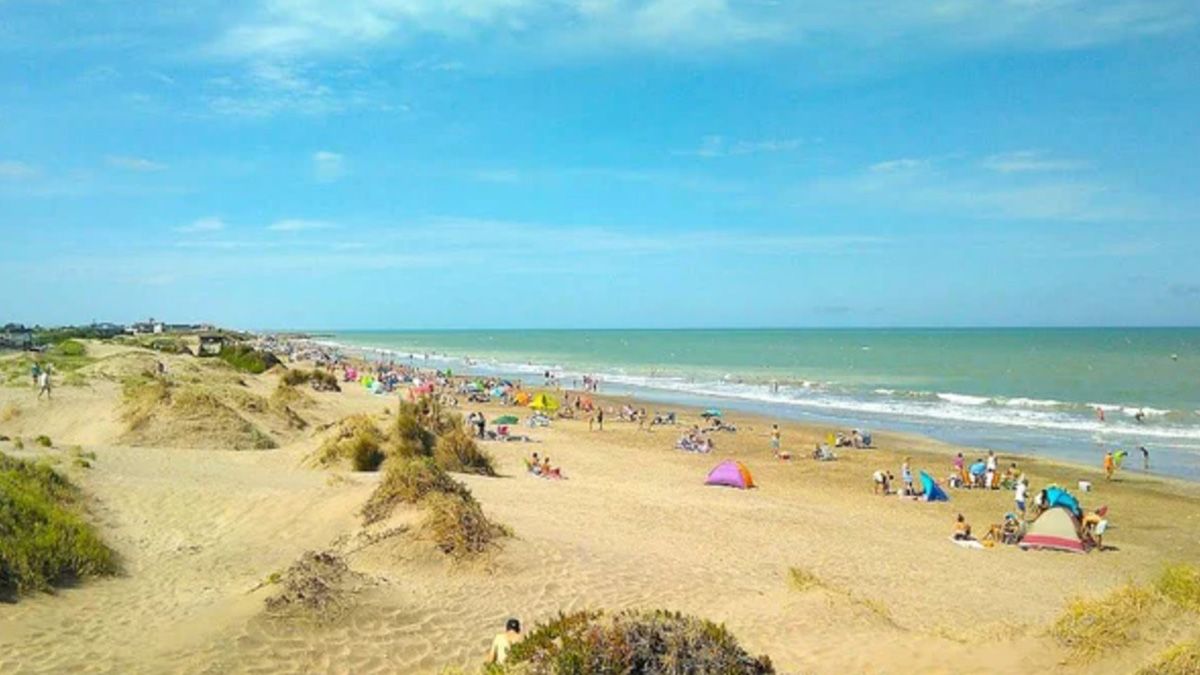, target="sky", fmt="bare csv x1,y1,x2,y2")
1,0,1198,330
